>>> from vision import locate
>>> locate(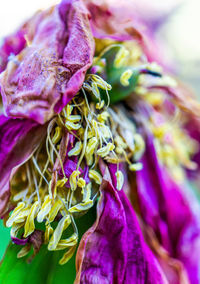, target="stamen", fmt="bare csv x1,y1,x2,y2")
129,163,143,171
120,69,133,86
115,170,124,191
52,126,62,144
69,170,80,191
114,46,129,68
6,202,25,227
48,215,71,251
24,201,39,238
89,170,102,184
68,141,82,157
37,196,52,223
97,143,115,158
